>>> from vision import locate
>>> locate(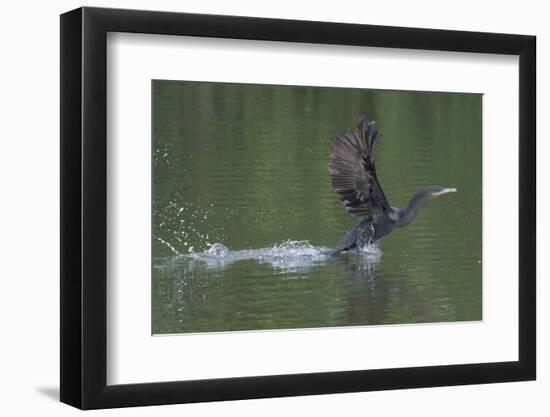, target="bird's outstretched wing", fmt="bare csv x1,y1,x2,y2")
328,117,392,221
